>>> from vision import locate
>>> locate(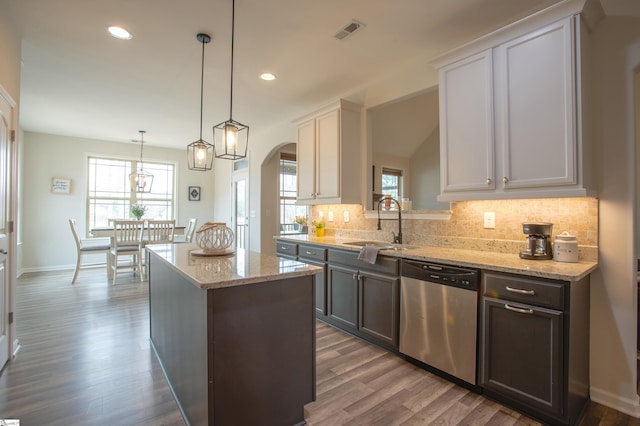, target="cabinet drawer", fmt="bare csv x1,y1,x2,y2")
328,249,399,276
483,271,565,310
298,244,327,262
276,240,298,258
